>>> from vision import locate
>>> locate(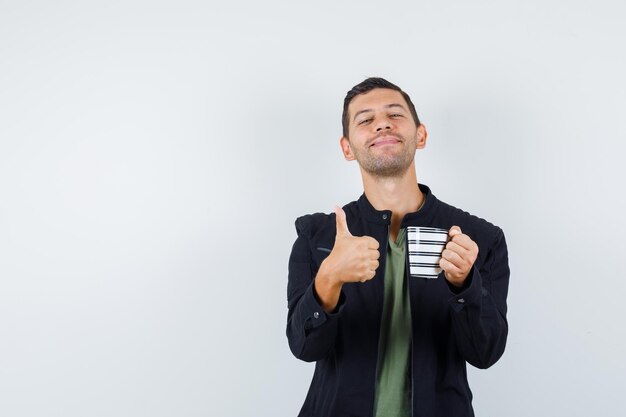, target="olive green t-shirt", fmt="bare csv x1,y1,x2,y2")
373,228,412,417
